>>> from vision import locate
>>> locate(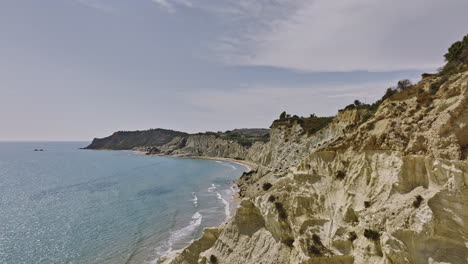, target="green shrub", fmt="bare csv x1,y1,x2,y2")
422,73,435,78
268,195,276,202
397,79,413,91
348,231,357,242
382,87,397,101
366,122,375,130
439,34,468,76
336,170,346,180
413,195,424,208
312,234,322,245
308,245,321,255
444,34,468,63
274,202,288,220
429,76,448,95
209,255,218,264
364,229,380,241
279,111,287,120
262,182,272,191
364,201,371,208
283,238,294,247
362,112,373,123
